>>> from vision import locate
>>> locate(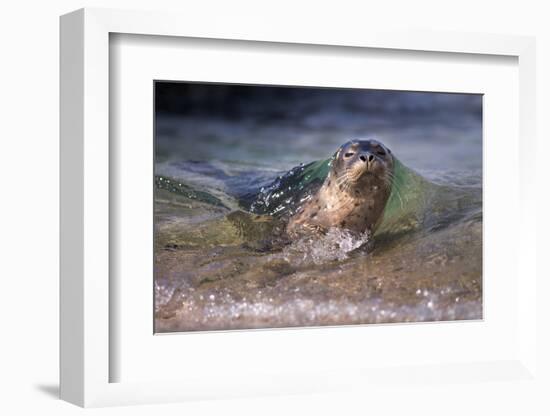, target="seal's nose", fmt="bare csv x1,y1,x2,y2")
359,153,375,163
